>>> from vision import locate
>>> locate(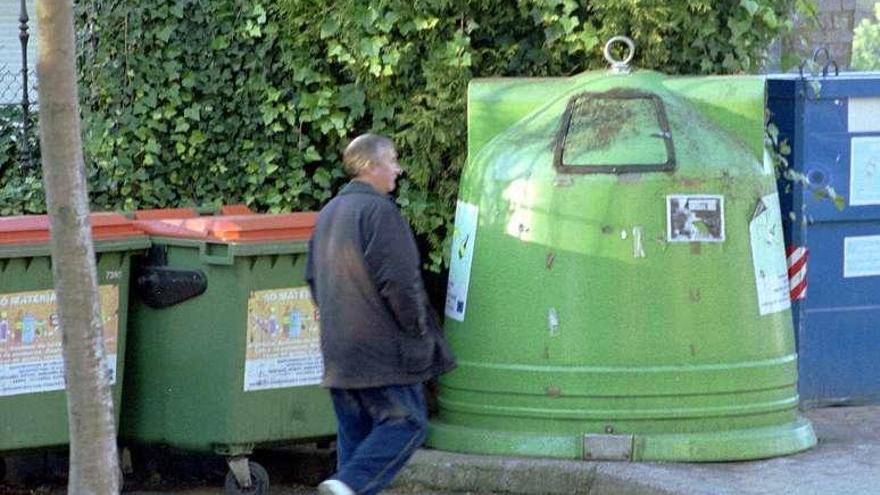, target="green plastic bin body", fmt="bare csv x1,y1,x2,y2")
428,71,817,461
122,214,335,454
0,213,148,452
